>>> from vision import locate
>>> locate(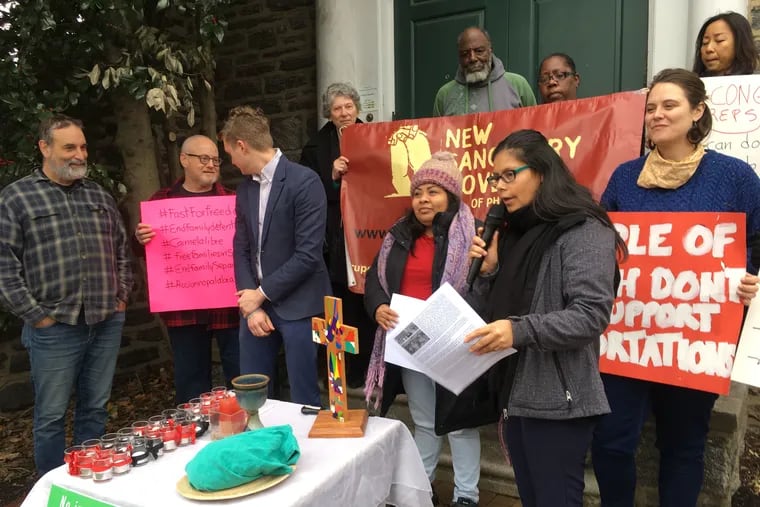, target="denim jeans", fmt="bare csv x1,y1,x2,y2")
22,310,125,475
591,374,718,507
401,367,480,503
168,325,240,404
238,303,320,406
